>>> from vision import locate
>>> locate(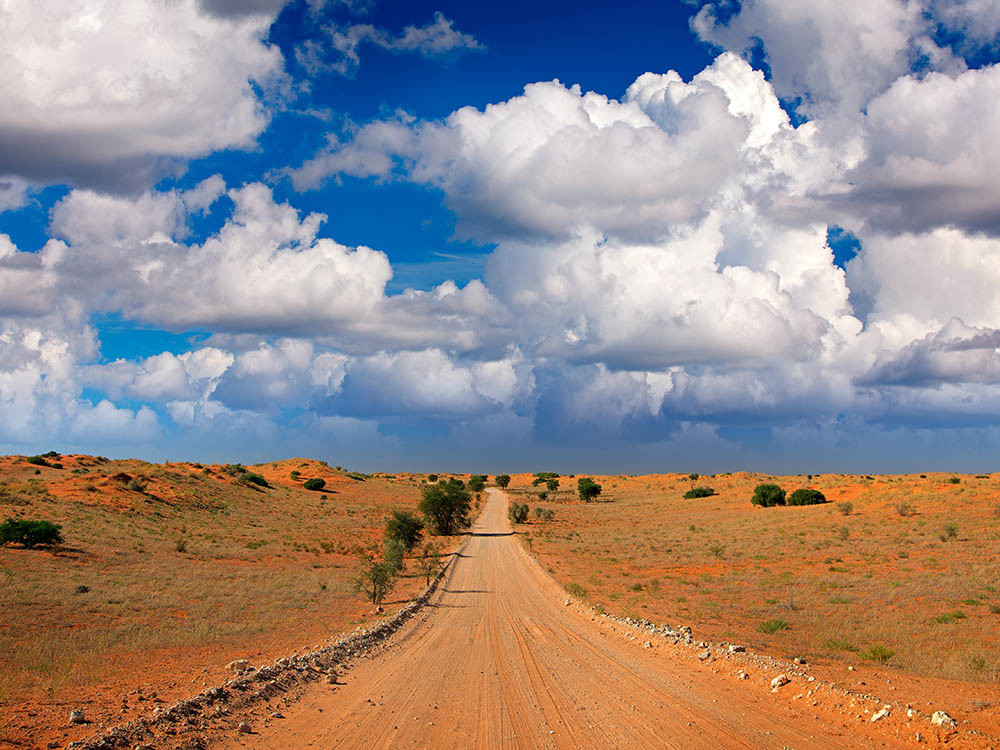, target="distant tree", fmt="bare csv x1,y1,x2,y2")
788,488,826,506
468,475,487,493
427,474,438,483
385,510,424,552
688,472,699,488
751,483,786,507
495,474,511,488
419,478,472,535
577,477,602,503
355,553,396,605
532,472,559,486
546,478,559,492
303,478,326,491
0,518,62,548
